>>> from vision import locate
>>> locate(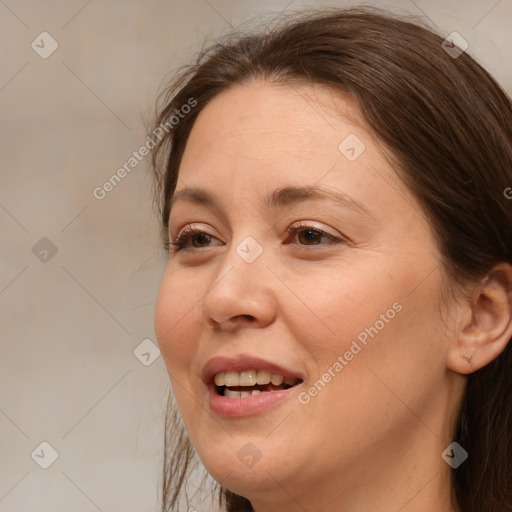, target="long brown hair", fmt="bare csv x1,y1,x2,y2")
151,7,512,511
